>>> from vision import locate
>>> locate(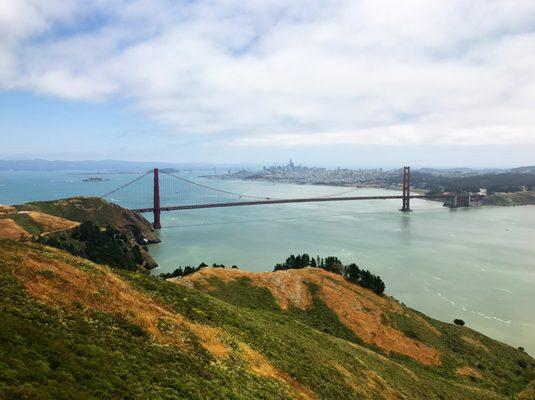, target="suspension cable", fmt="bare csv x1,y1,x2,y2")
160,170,277,200
101,171,151,198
